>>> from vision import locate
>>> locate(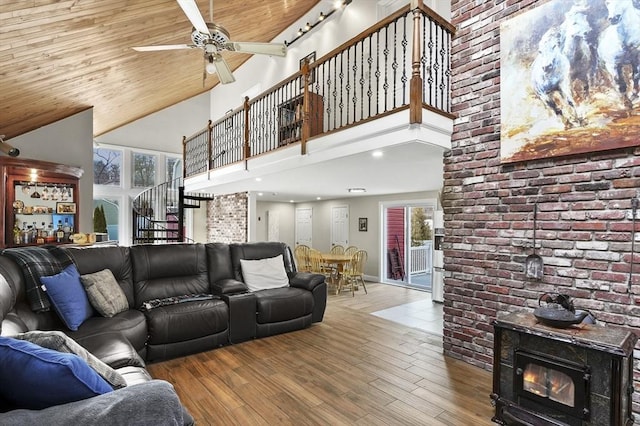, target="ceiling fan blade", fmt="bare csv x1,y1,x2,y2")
132,44,196,51
176,0,210,35
226,42,287,57
211,55,236,84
